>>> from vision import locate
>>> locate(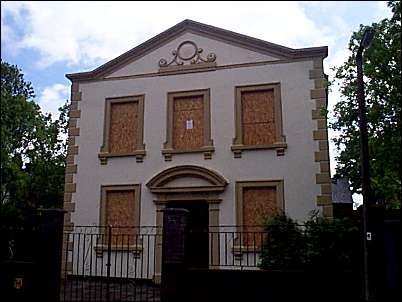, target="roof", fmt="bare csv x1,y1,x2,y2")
331,178,353,204
66,19,328,82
